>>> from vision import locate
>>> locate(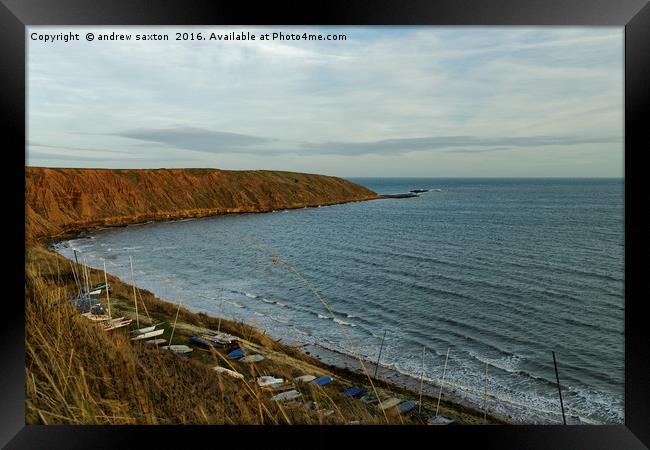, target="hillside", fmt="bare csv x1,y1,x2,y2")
25,167,379,240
